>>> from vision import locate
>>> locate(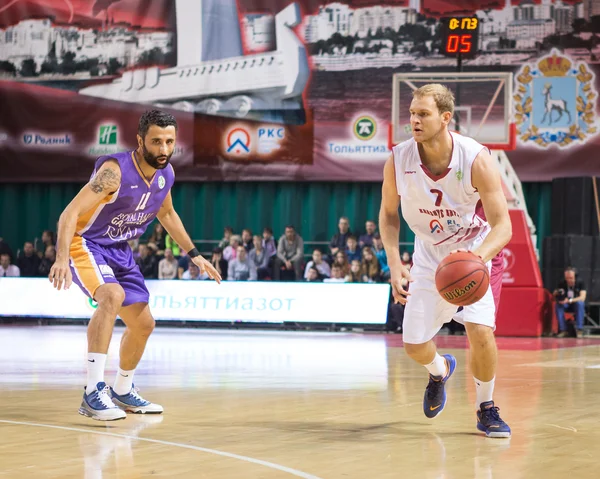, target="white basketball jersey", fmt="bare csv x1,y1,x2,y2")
392,132,489,247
